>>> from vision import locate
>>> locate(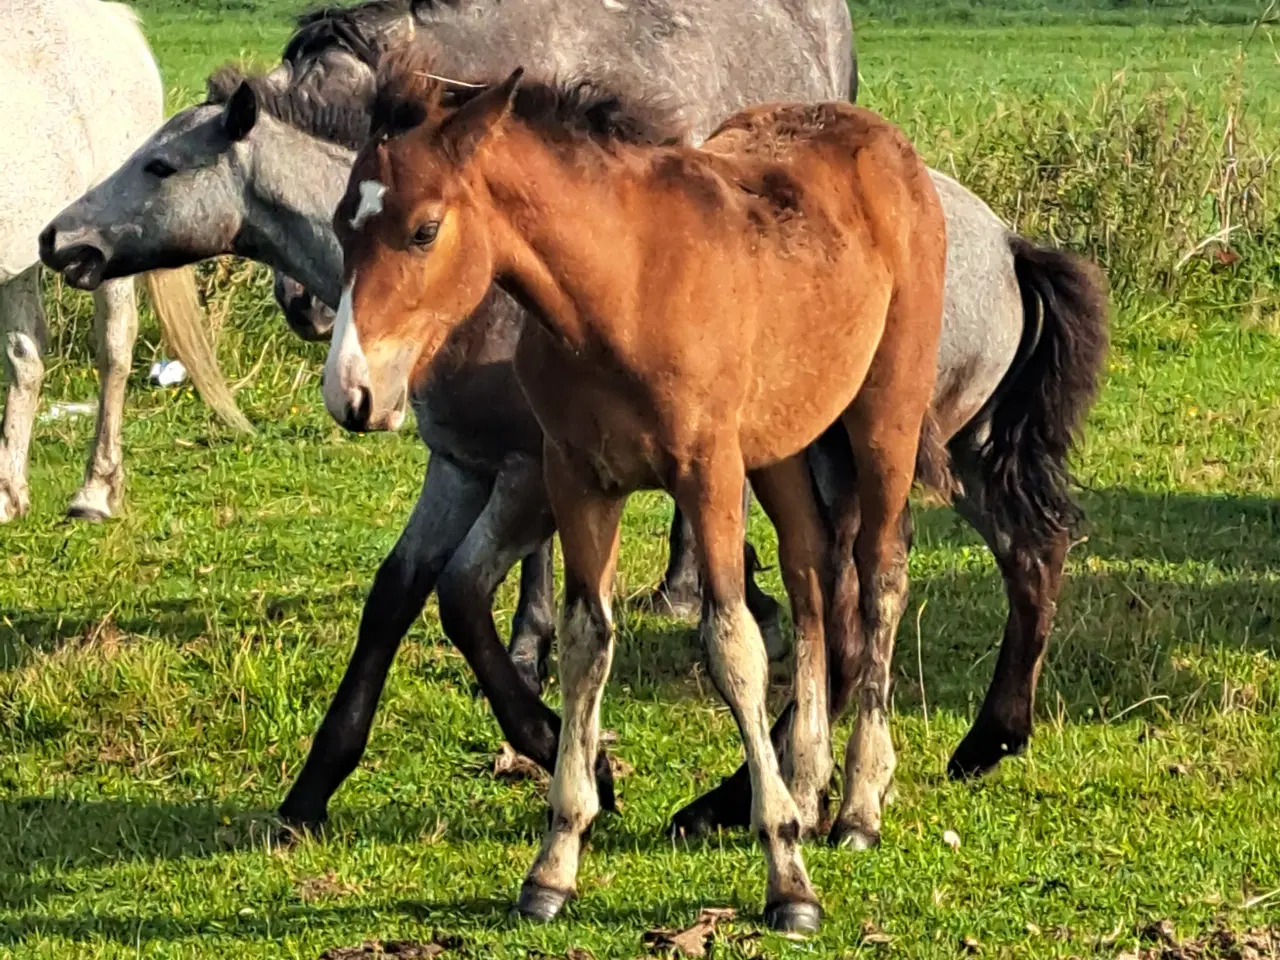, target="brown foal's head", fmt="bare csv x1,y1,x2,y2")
323,65,523,432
